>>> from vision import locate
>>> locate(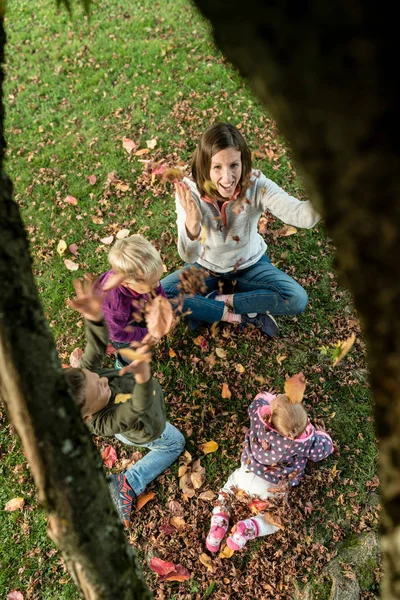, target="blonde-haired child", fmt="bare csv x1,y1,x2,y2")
96,235,166,367
206,390,333,552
